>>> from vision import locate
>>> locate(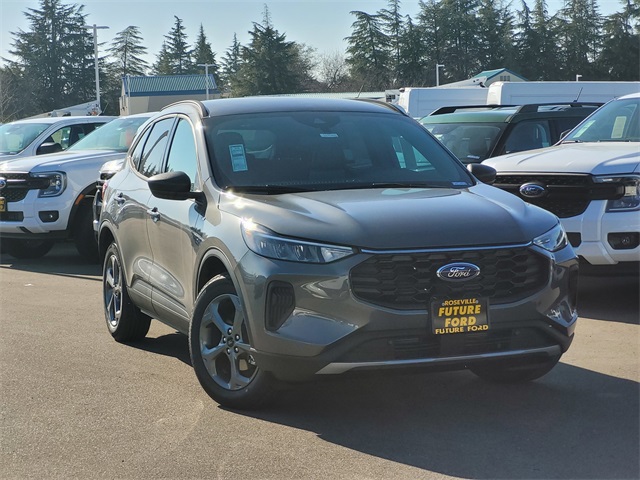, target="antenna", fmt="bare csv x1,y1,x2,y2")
573,87,584,103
